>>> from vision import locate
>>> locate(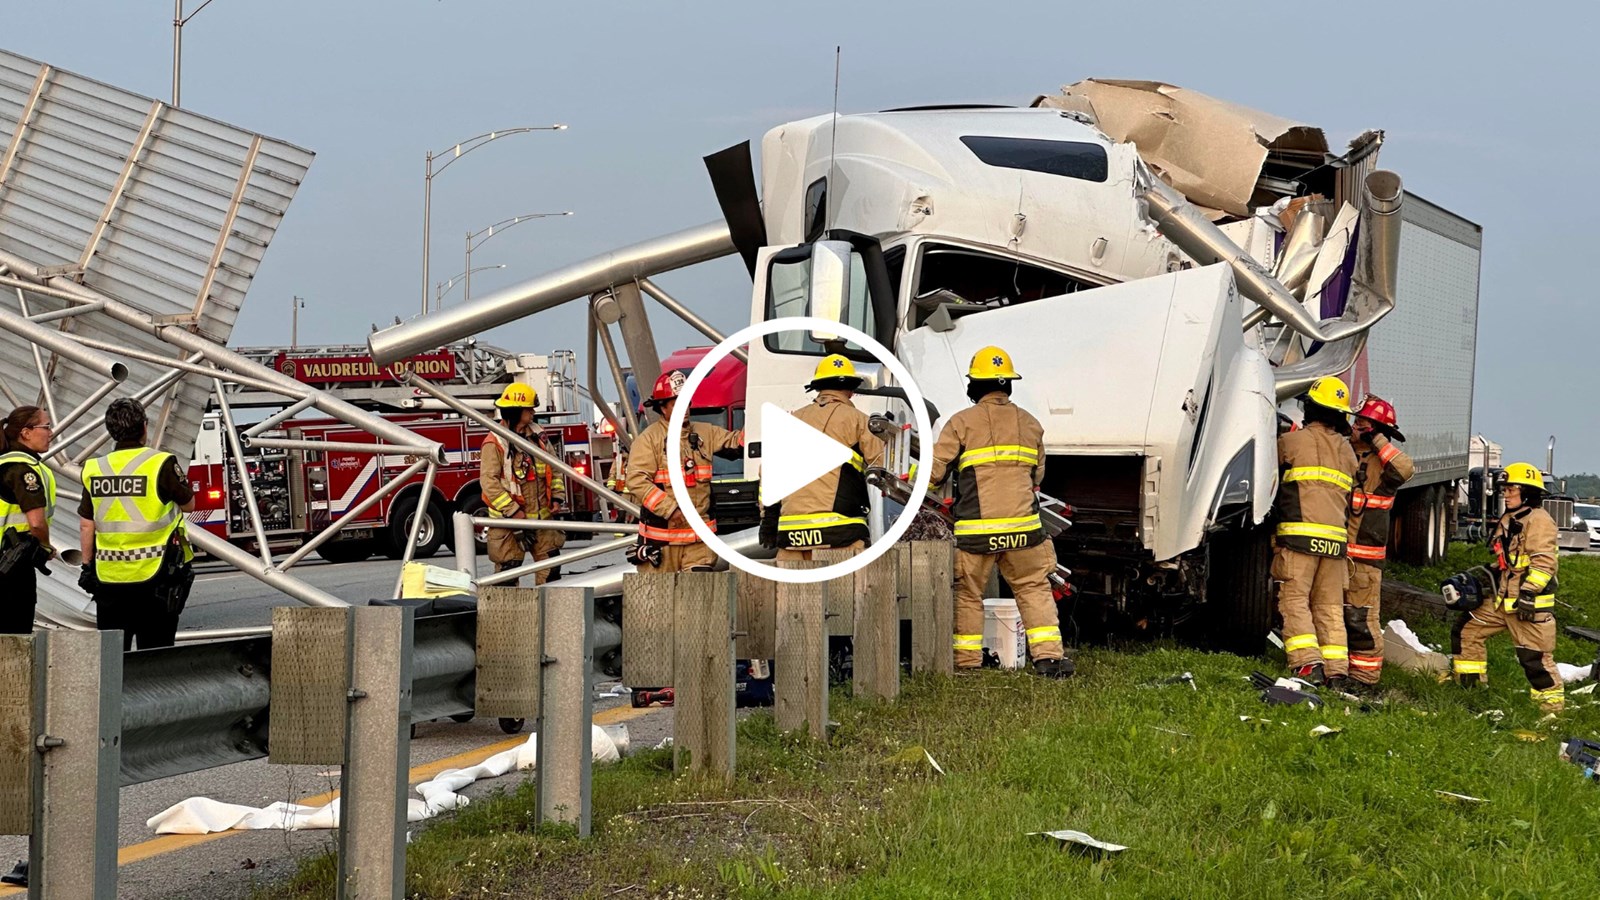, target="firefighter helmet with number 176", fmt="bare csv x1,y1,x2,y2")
495,382,538,409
